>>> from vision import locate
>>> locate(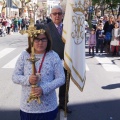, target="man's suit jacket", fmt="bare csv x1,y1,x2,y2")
46,22,64,60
